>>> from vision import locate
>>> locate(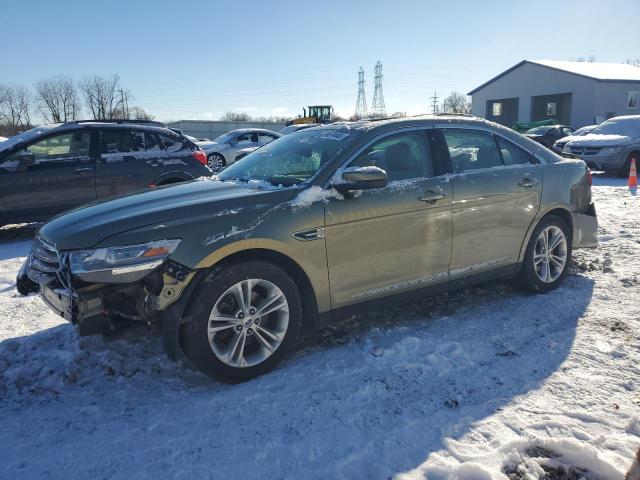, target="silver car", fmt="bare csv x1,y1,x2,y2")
552,125,597,153
563,116,640,176
197,128,282,173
